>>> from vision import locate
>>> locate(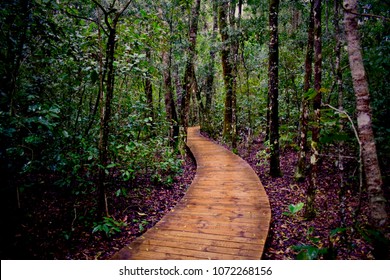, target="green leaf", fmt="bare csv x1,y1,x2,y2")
293,244,321,260
106,163,117,169
290,202,304,214
303,88,318,101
